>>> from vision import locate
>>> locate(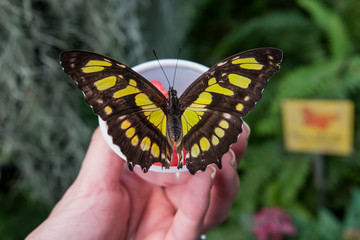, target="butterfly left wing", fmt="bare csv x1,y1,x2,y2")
179,48,283,174
60,50,172,172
